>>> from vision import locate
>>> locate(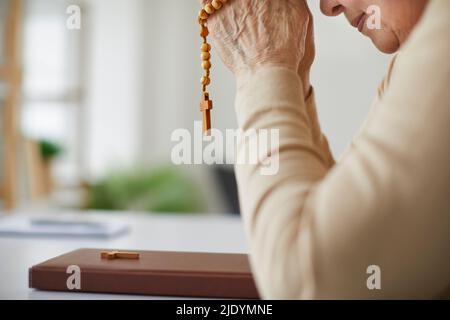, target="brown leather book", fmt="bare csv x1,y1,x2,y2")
29,248,259,299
